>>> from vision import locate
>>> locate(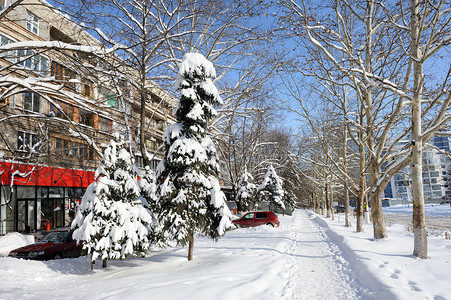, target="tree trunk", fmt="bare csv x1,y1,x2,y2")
325,184,331,218
140,92,150,167
312,192,319,214
330,183,335,221
102,258,107,268
317,193,321,214
410,0,427,259
370,162,388,239
344,181,351,227
188,231,194,261
342,121,351,227
363,0,387,240
356,180,365,233
356,113,366,233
